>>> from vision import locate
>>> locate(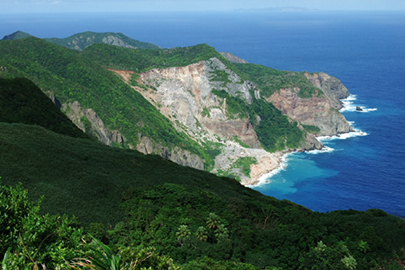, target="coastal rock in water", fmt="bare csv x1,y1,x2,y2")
356,106,363,111
300,132,324,151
